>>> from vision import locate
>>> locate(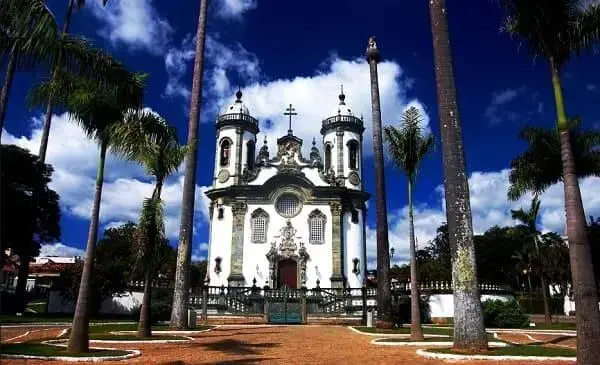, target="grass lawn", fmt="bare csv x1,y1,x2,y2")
0,343,130,358
26,302,47,314
529,323,576,331
431,346,576,357
353,326,453,336
374,337,452,343
0,314,136,324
